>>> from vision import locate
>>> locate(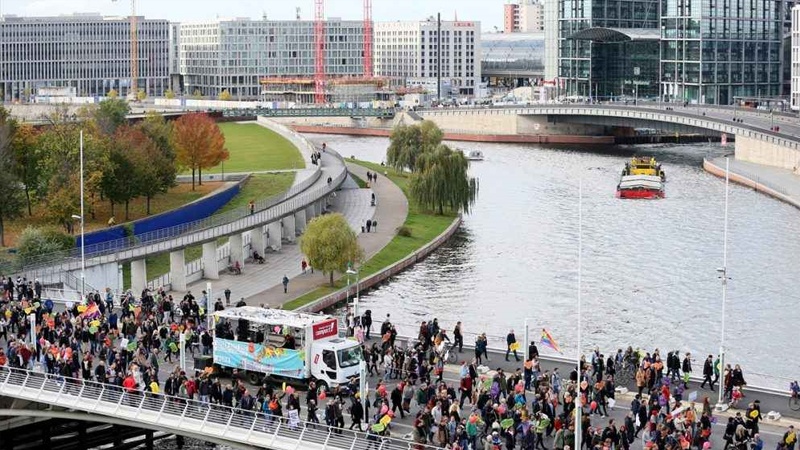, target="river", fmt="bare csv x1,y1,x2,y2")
315,134,800,390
